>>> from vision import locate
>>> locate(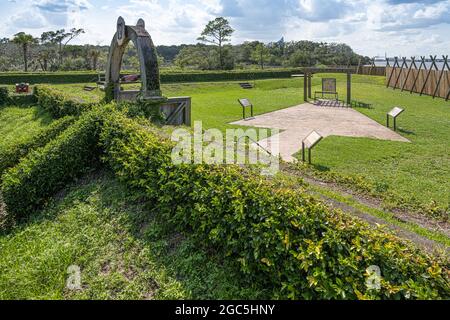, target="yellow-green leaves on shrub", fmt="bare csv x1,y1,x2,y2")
0,116,76,177
34,85,94,118
1,107,107,220
100,114,450,300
